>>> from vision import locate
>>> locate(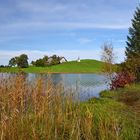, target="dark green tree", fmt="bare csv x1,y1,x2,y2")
43,55,49,66
125,5,140,58
43,55,48,61
17,54,29,68
9,57,17,67
31,61,36,66
51,55,60,65
35,59,45,67
31,56,48,67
